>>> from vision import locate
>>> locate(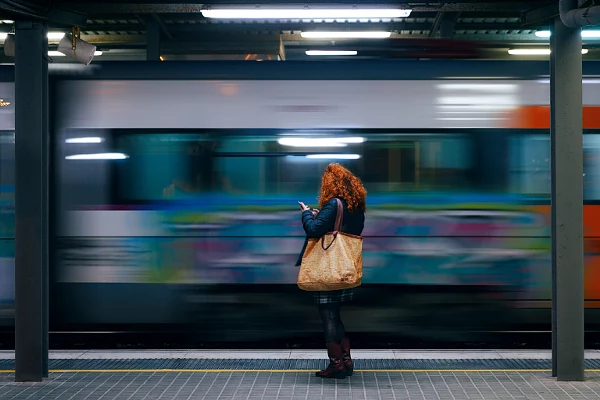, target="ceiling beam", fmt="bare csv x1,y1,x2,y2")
57,2,551,14
161,35,283,54
429,12,445,38
76,22,539,34
440,13,460,38
0,2,87,26
151,13,173,40
521,3,560,26
79,34,146,45
64,32,549,49
429,12,461,38
134,13,147,27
